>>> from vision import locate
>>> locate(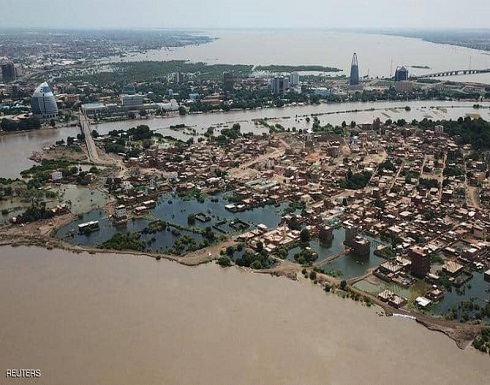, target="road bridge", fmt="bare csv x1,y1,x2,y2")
78,112,112,165
413,68,490,79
